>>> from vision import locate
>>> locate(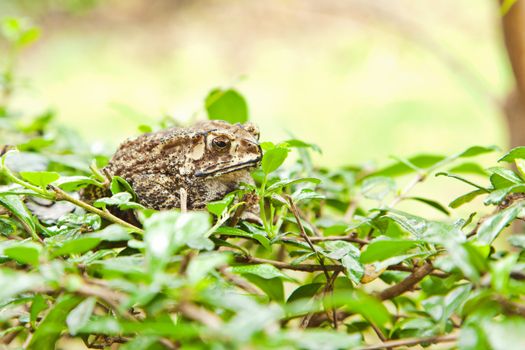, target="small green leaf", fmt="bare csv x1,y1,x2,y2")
215,226,270,250
187,252,231,284
94,192,144,210
30,295,47,326
261,147,289,174
498,146,525,163
0,195,37,237
52,237,101,257
54,176,103,192
205,88,249,123
360,238,419,263
231,264,295,281
4,242,40,266
287,283,324,303
67,297,96,336
266,177,321,193
491,254,518,293
361,176,396,201
206,193,235,216
477,205,521,245
436,172,489,191
449,189,486,208
28,295,82,350
19,171,60,188
406,197,450,215
110,176,136,197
